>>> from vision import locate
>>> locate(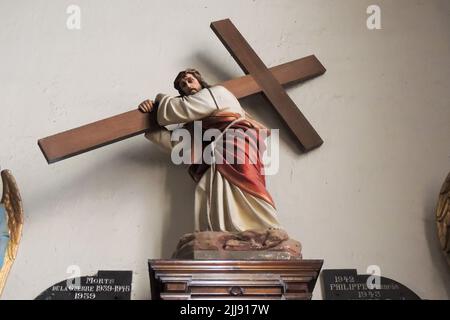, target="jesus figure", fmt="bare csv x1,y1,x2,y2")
138,69,281,233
